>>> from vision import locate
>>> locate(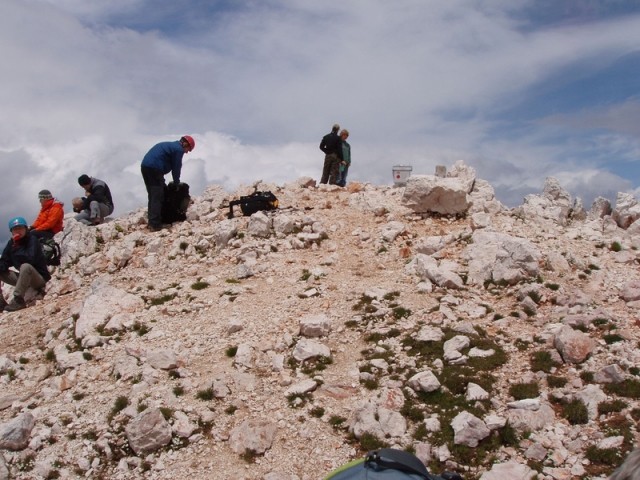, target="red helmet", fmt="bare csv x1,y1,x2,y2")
181,135,195,152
